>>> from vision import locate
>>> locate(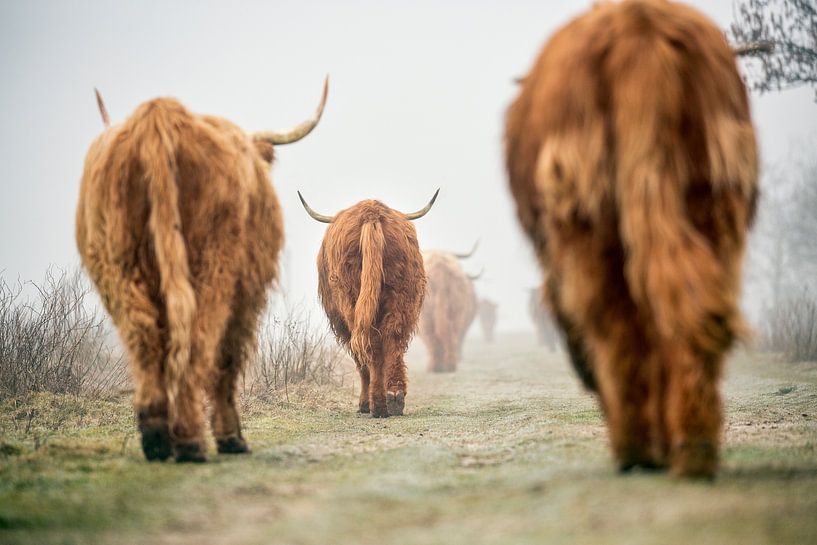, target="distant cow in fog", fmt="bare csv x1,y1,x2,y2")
528,288,558,351
418,249,478,372
76,80,328,462
478,299,498,343
505,0,758,478
298,190,437,417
